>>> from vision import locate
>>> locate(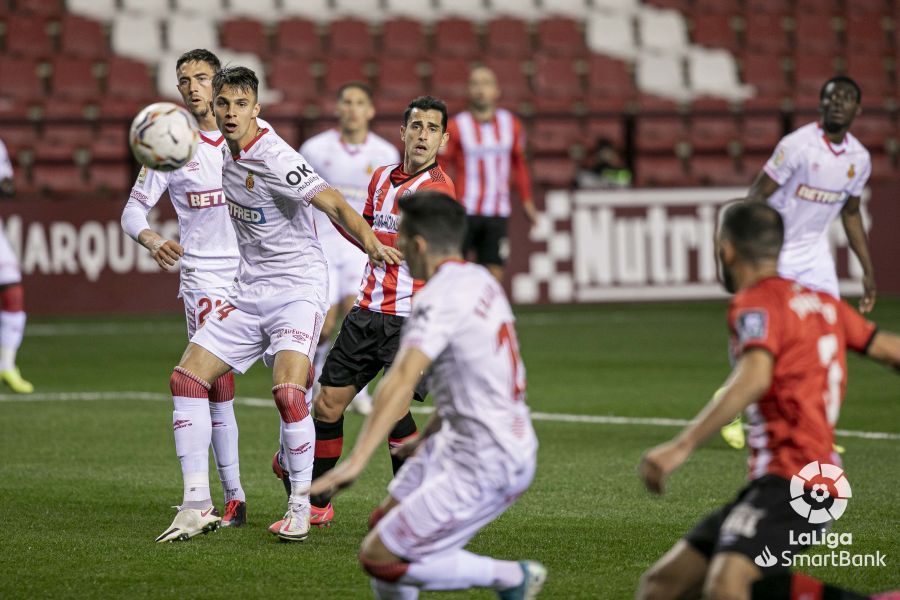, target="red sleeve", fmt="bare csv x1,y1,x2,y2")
510,116,533,203
838,299,878,353
728,291,783,357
